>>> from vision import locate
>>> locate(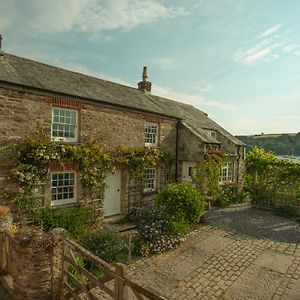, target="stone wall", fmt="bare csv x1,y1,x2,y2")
178,123,206,162
0,84,177,218
0,208,68,299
